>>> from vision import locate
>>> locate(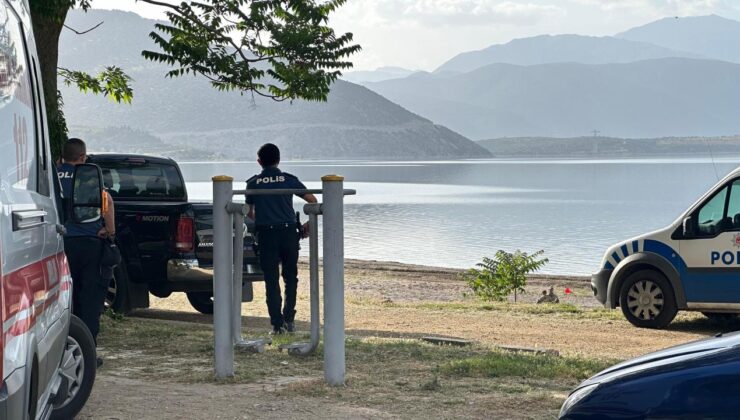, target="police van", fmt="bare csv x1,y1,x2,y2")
1,1,96,418
593,166,740,328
